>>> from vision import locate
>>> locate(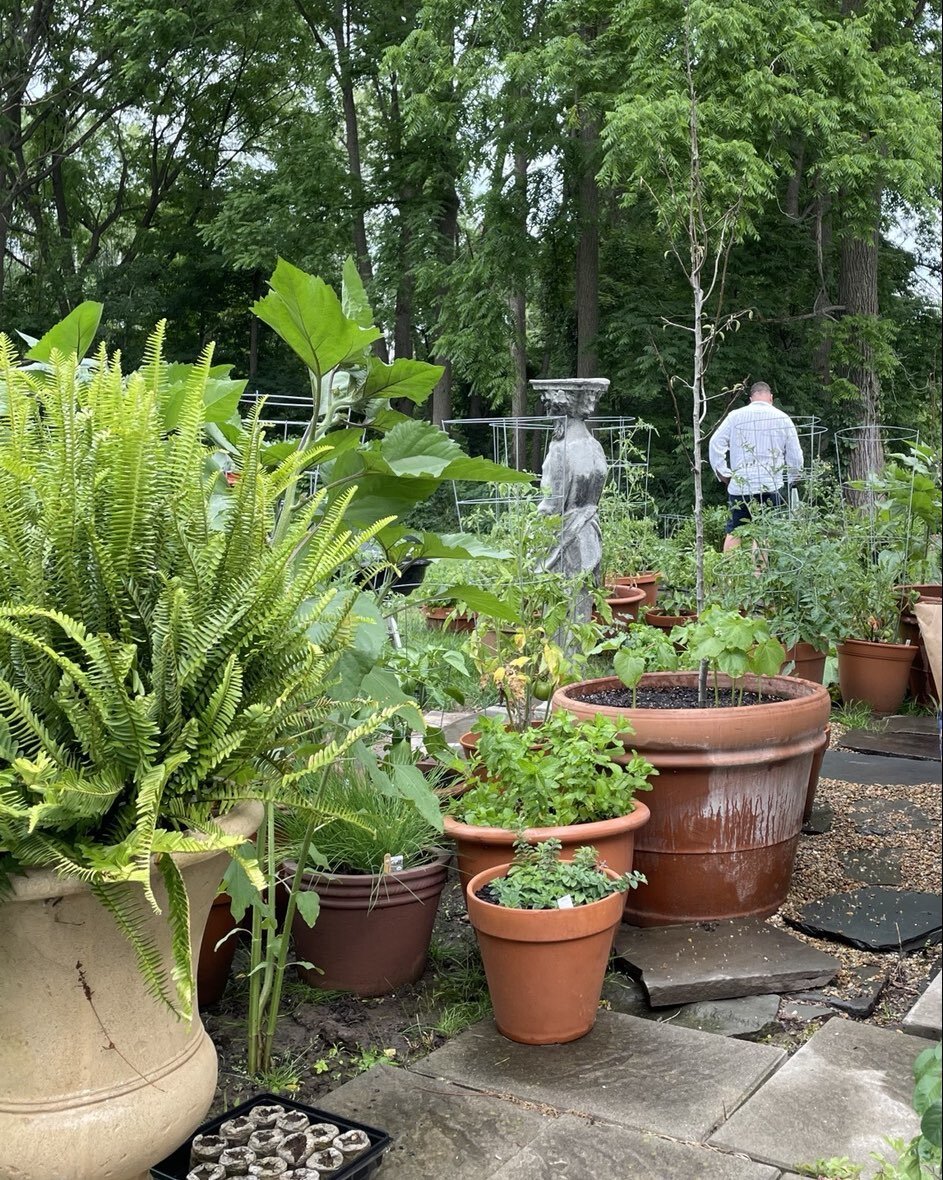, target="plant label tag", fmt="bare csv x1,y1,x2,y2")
388,854,404,873
557,895,574,909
